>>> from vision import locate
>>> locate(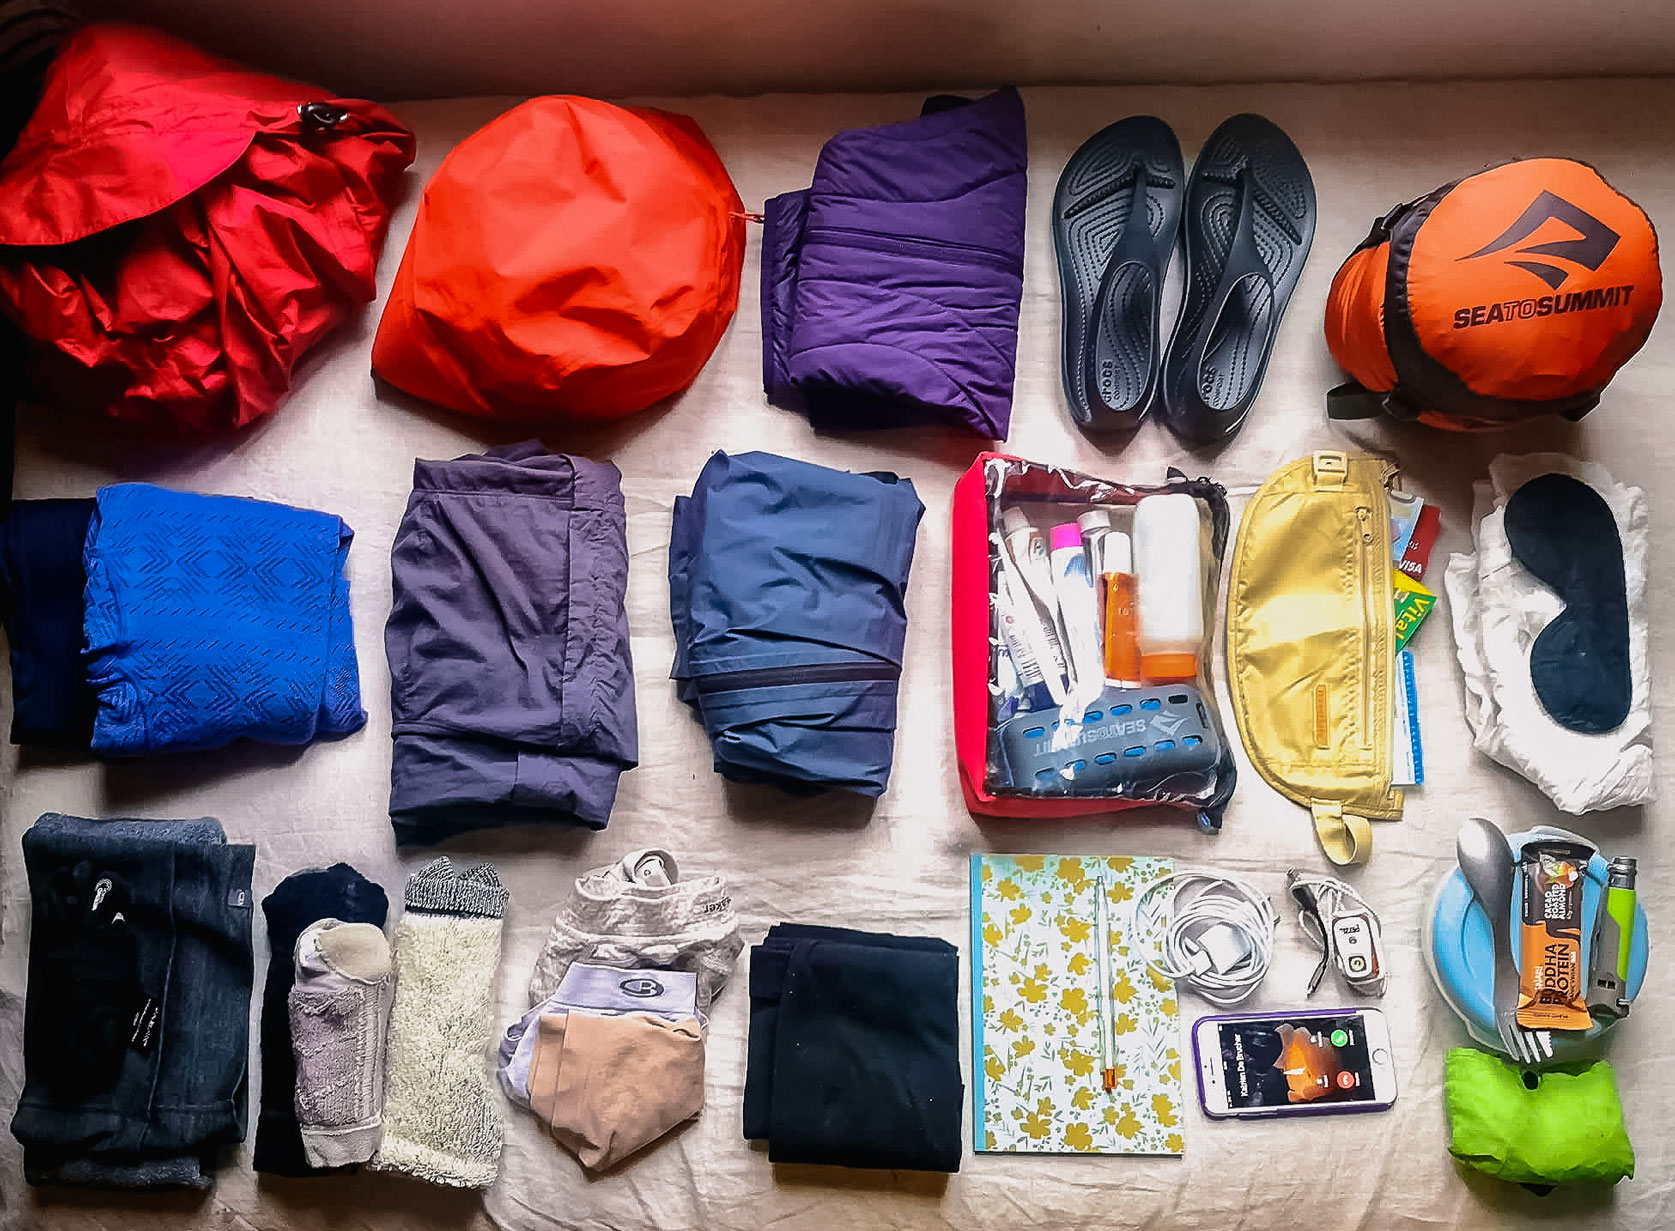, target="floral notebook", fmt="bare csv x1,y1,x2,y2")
970,853,1184,1155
